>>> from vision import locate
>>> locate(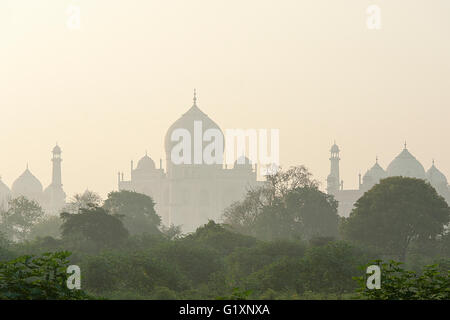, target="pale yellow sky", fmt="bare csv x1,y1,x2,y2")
1,0,450,198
